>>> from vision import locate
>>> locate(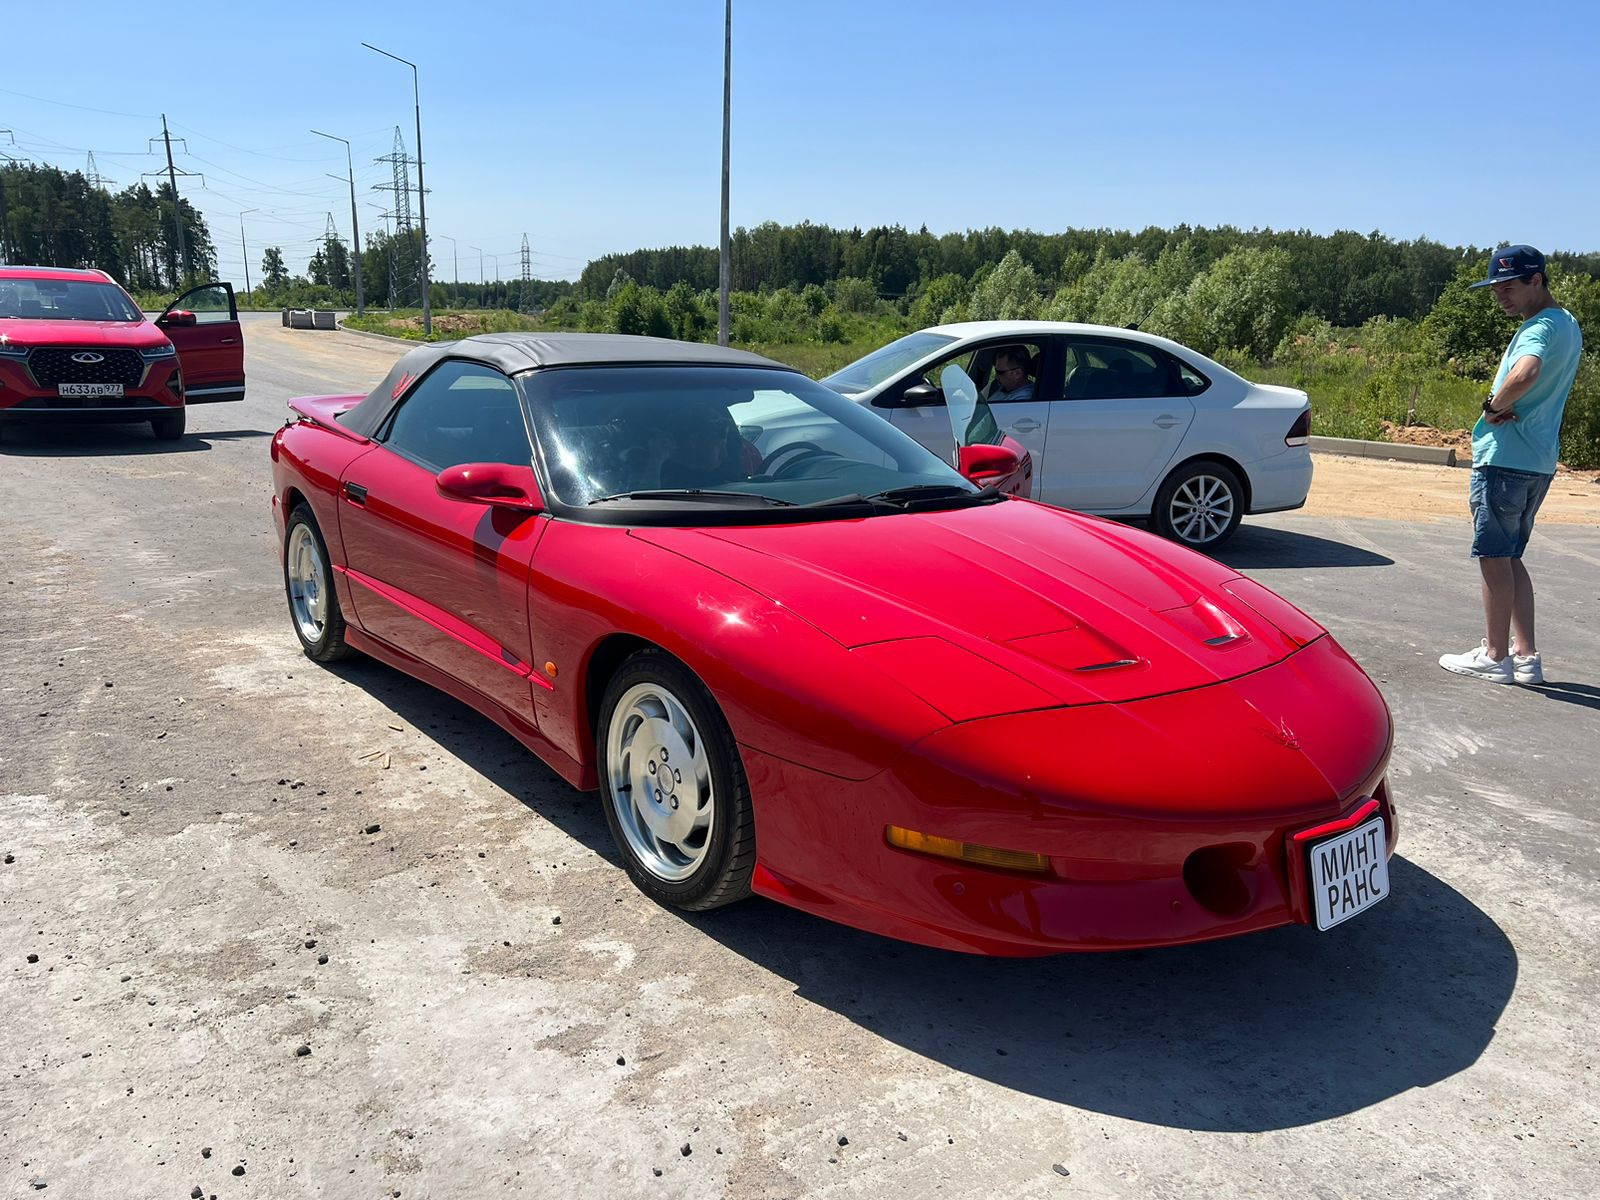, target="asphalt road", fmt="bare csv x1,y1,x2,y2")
2,313,1596,1199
